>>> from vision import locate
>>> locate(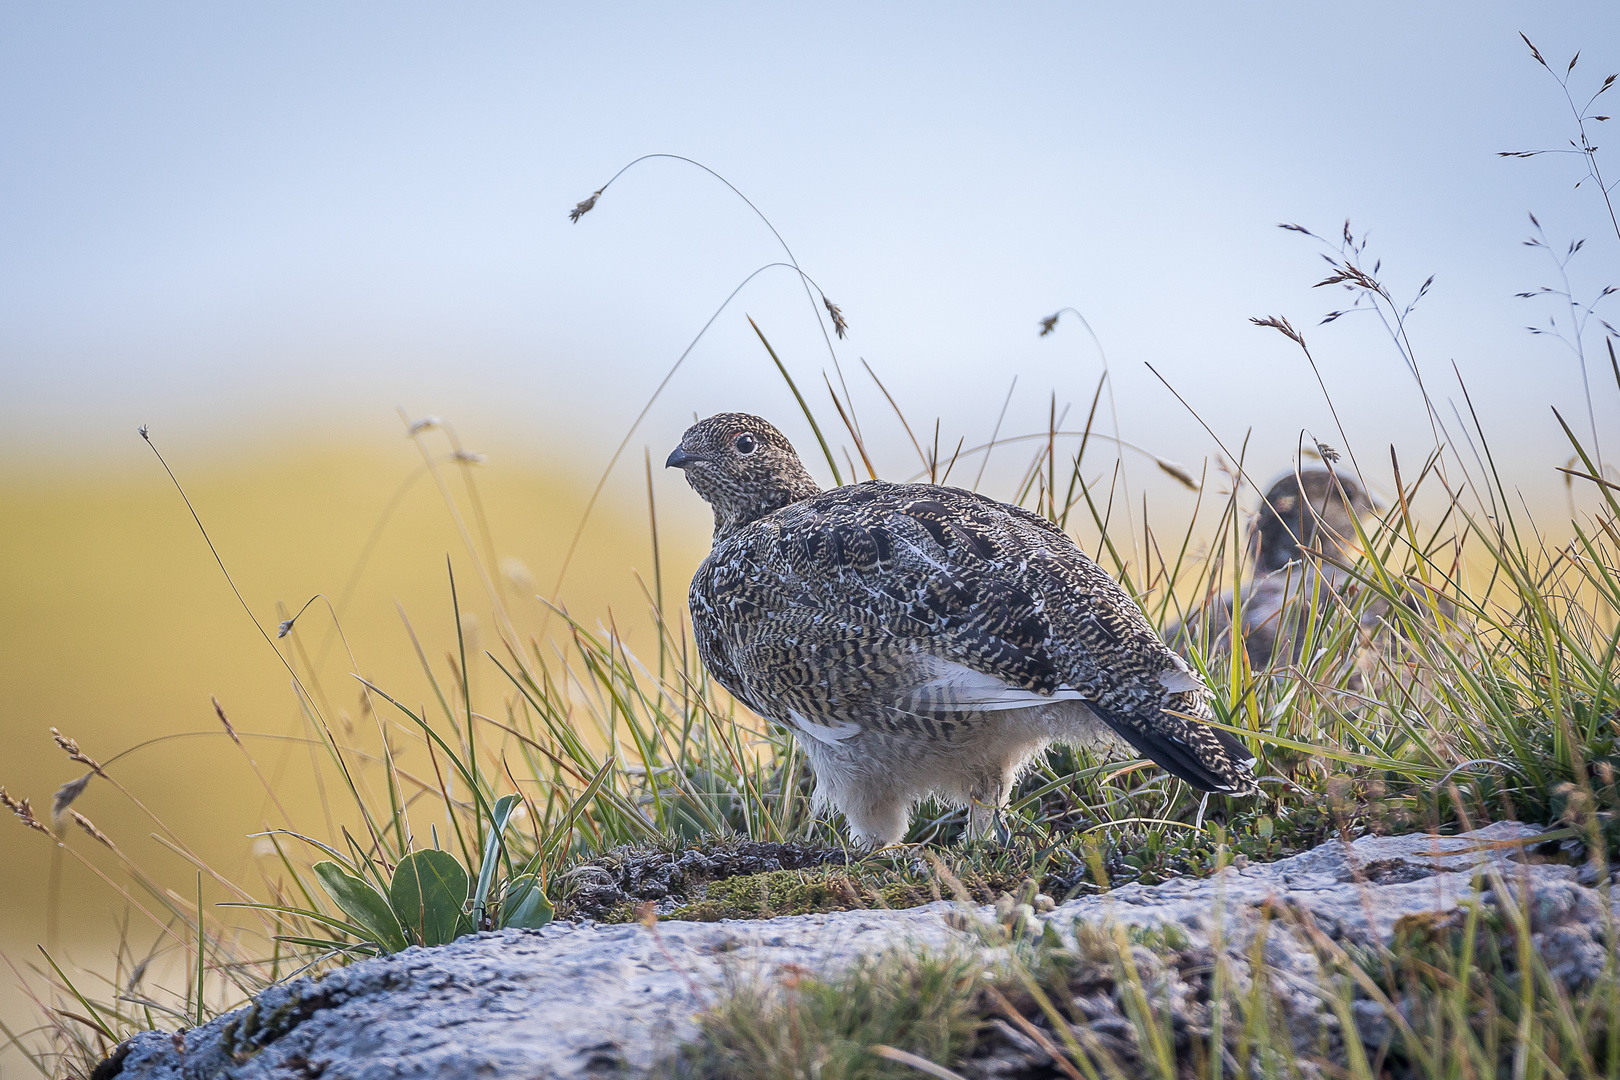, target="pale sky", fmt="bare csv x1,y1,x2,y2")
2,1,1617,521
